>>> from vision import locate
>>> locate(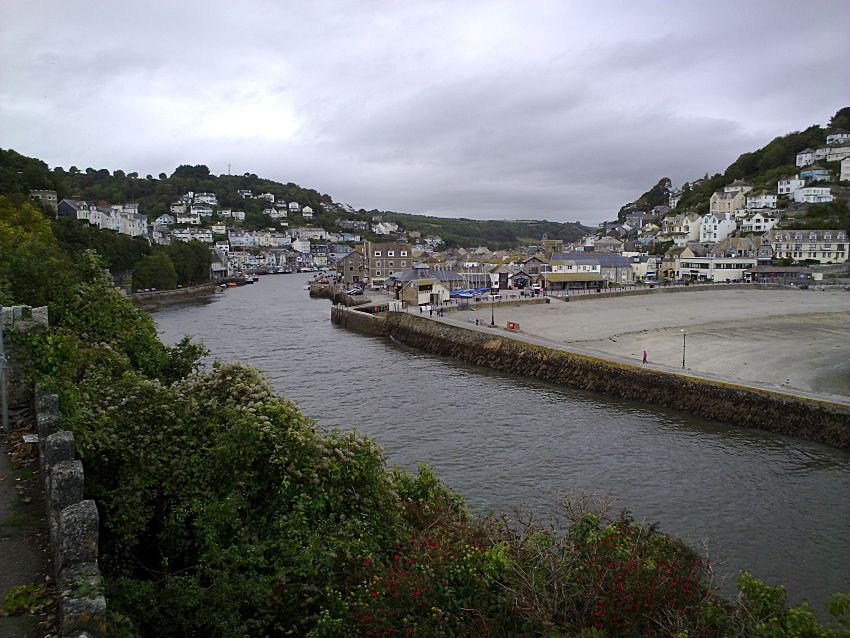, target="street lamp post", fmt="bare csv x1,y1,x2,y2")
681,329,686,369
490,291,496,326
